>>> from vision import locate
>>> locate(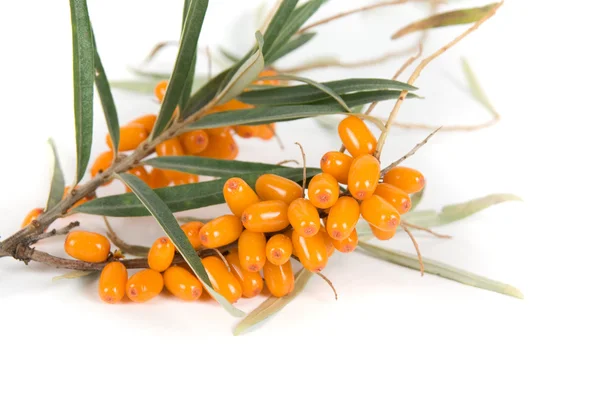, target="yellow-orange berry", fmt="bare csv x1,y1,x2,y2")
125,166,150,192
255,69,280,86
218,99,252,111
21,208,43,229
202,255,242,303
126,269,164,303
163,266,203,301
198,128,238,160
241,200,289,233
90,150,114,185
370,225,396,240
130,114,157,133
106,123,148,151
181,221,205,249
288,198,320,237
233,125,260,138
348,154,380,200
64,231,111,263
223,177,260,217
374,183,412,214
263,260,294,297
226,250,264,298
156,138,184,157
326,196,360,240
360,195,401,231
307,173,339,209
172,173,199,186
155,80,168,103
265,233,292,265
292,230,329,272
382,166,425,194
238,230,267,272
180,129,209,154
338,116,376,157
256,124,275,140
255,174,303,204
331,228,358,253
148,237,175,272
320,151,353,185
98,261,128,304
199,215,243,248
147,168,171,188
